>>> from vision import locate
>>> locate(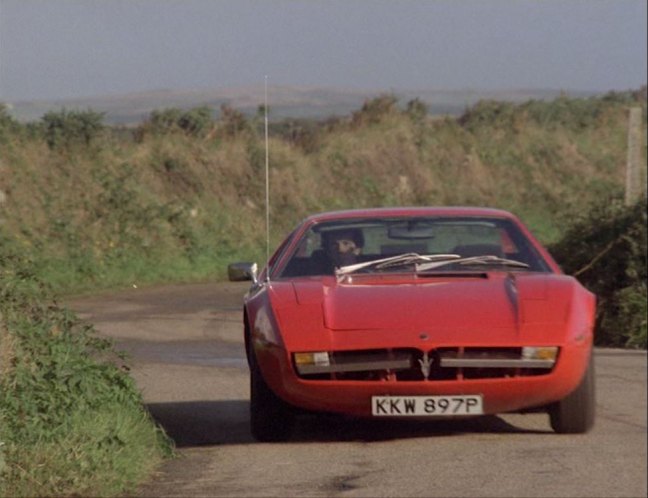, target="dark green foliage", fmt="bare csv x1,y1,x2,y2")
177,106,213,136
41,108,105,150
459,90,645,132
219,104,250,137
269,118,323,152
405,98,428,123
458,100,517,131
0,104,21,142
523,96,611,130
550,199,647,348
145,106,214,137
148,107,183,133
352,94,399,125
602,86,647,105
